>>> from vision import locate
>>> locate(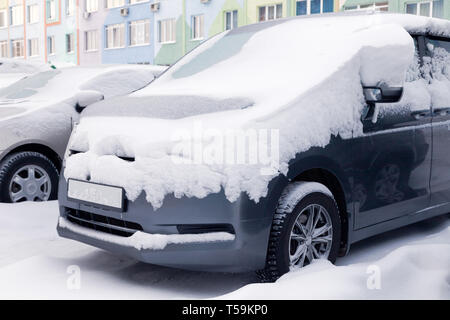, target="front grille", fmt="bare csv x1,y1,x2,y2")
66,208,143,237
177,224,235,235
